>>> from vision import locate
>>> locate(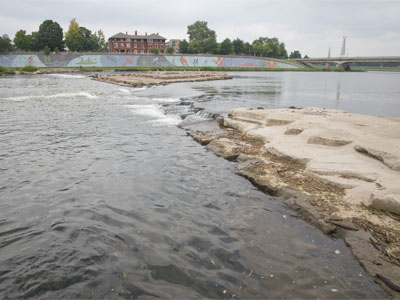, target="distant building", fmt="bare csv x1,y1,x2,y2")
167,39,180,53
108,31,167,54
